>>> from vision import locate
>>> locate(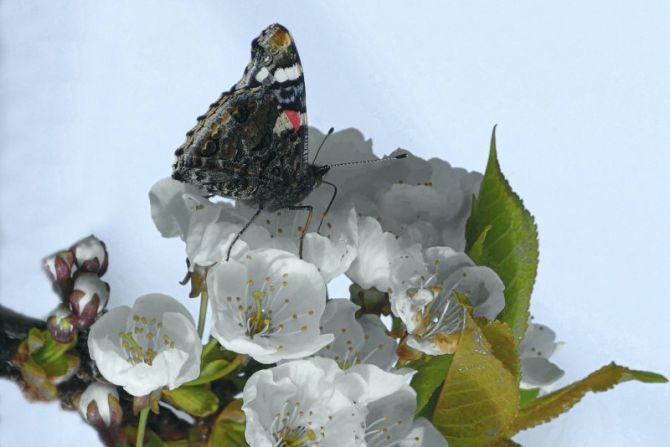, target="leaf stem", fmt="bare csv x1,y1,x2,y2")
217,355,244,379
136,406,150,447
197,287,209,339
185,354,245,386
